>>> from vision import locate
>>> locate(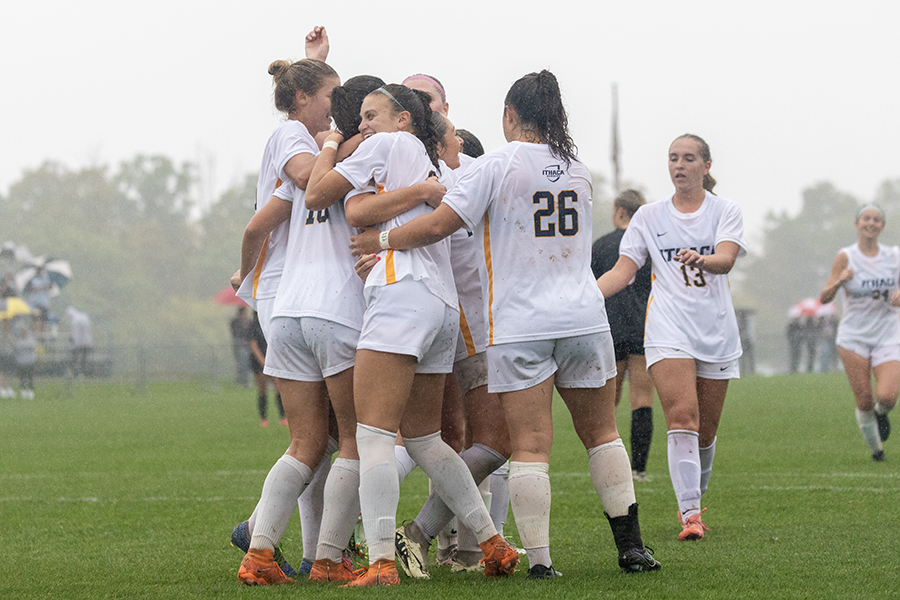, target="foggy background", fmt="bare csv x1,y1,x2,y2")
2,0,899,376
